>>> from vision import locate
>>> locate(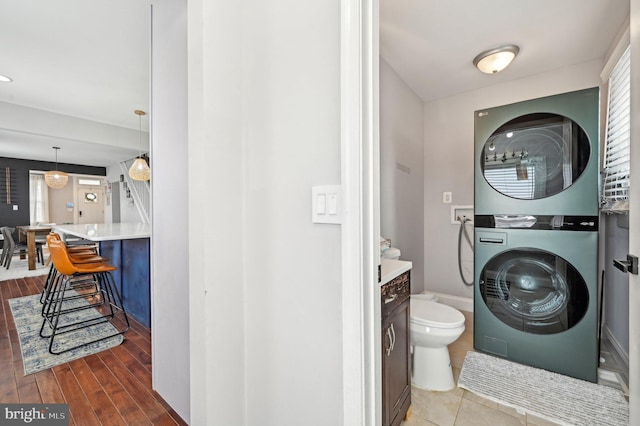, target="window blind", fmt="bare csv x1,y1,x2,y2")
602,45,631,210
